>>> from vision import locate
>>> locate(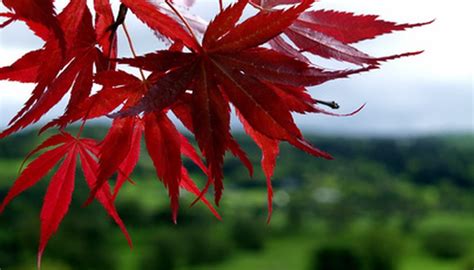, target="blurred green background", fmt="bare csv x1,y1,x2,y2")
0,127,473,270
